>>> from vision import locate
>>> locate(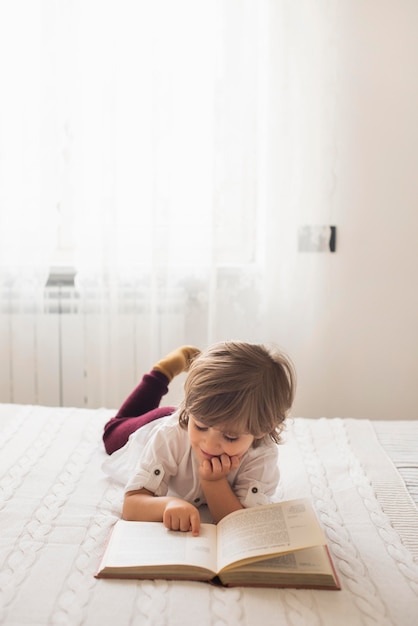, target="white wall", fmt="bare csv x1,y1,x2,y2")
288,0,418,420
2,2,416,421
